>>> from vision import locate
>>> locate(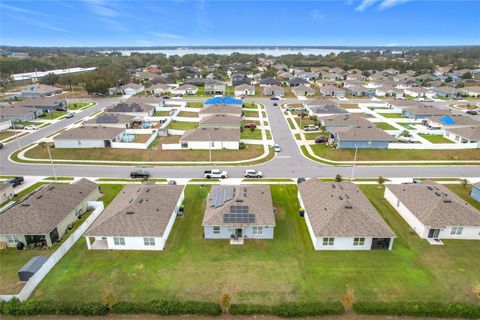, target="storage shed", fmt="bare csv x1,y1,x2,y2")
18,256,48,282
